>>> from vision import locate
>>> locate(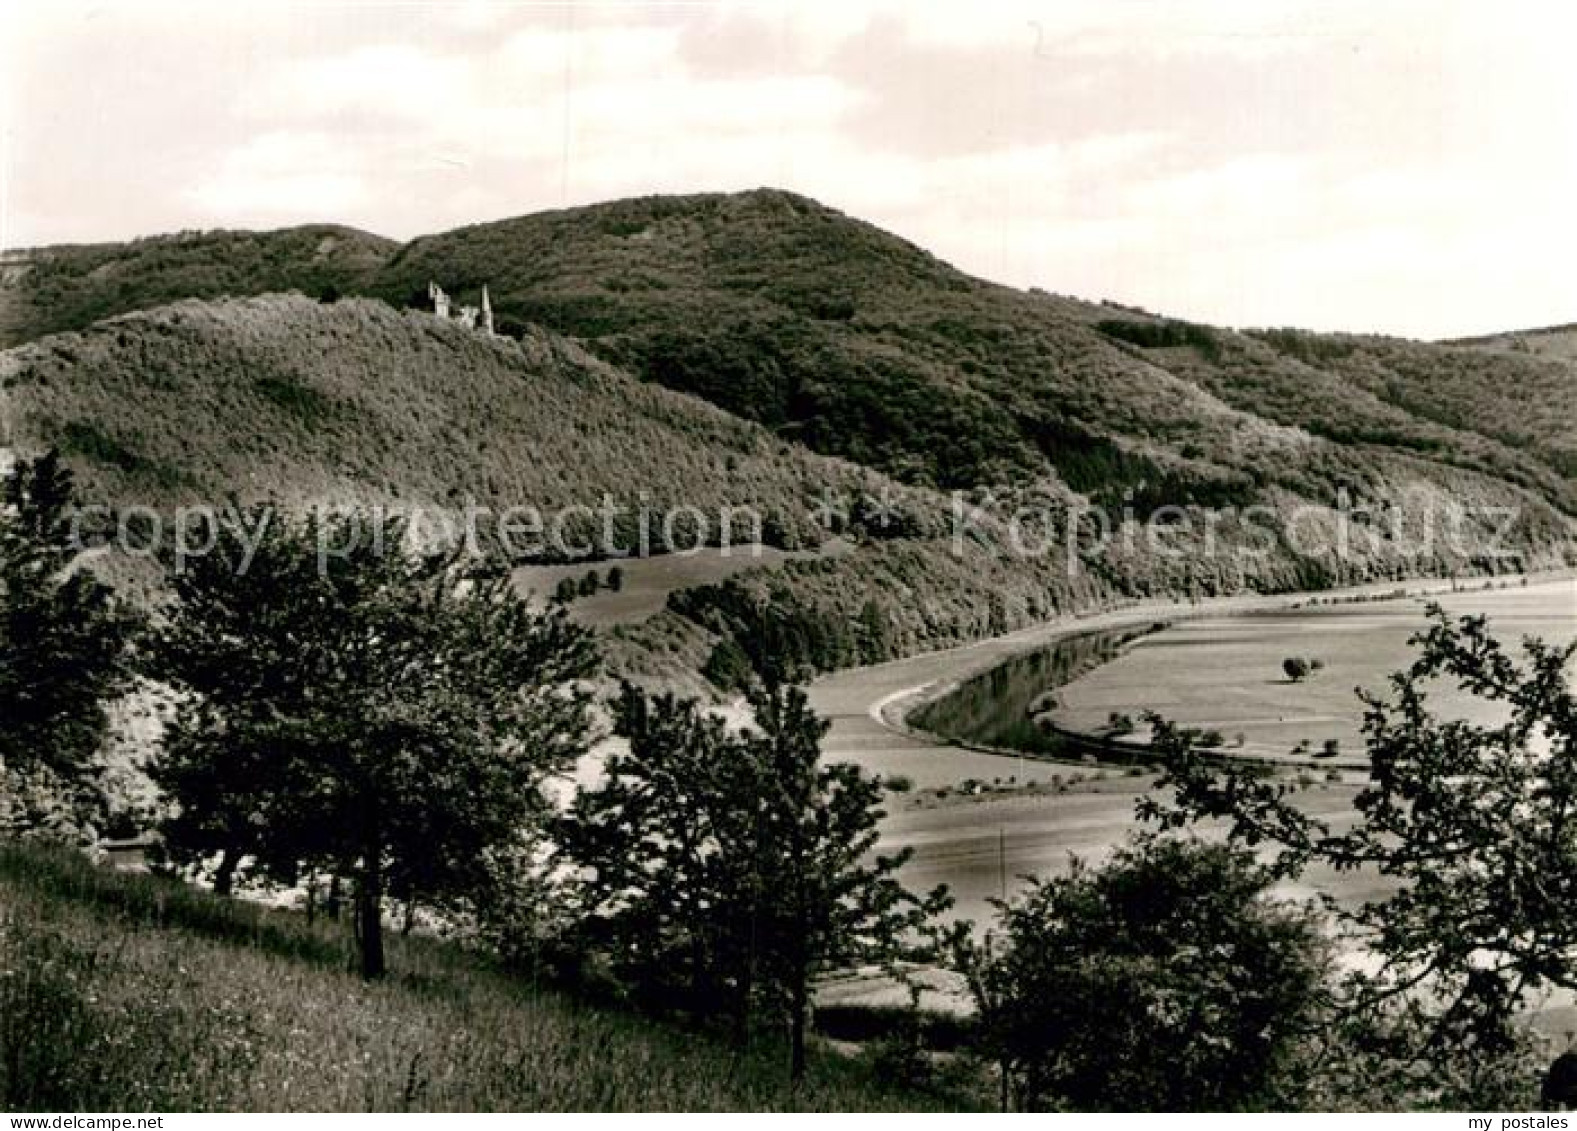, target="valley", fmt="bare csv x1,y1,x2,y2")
813,576,1577,1033
811,574,1576,922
